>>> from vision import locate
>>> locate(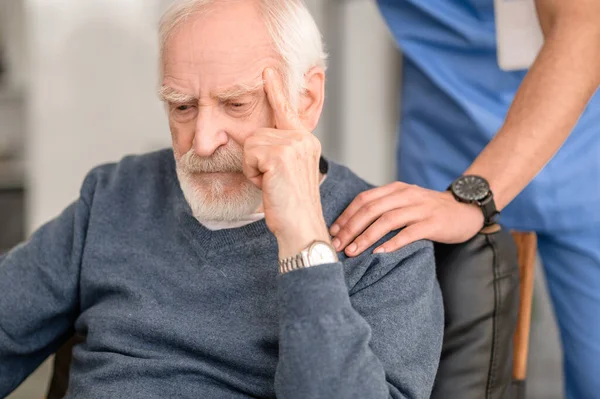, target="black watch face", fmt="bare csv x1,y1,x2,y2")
453,175,490,202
